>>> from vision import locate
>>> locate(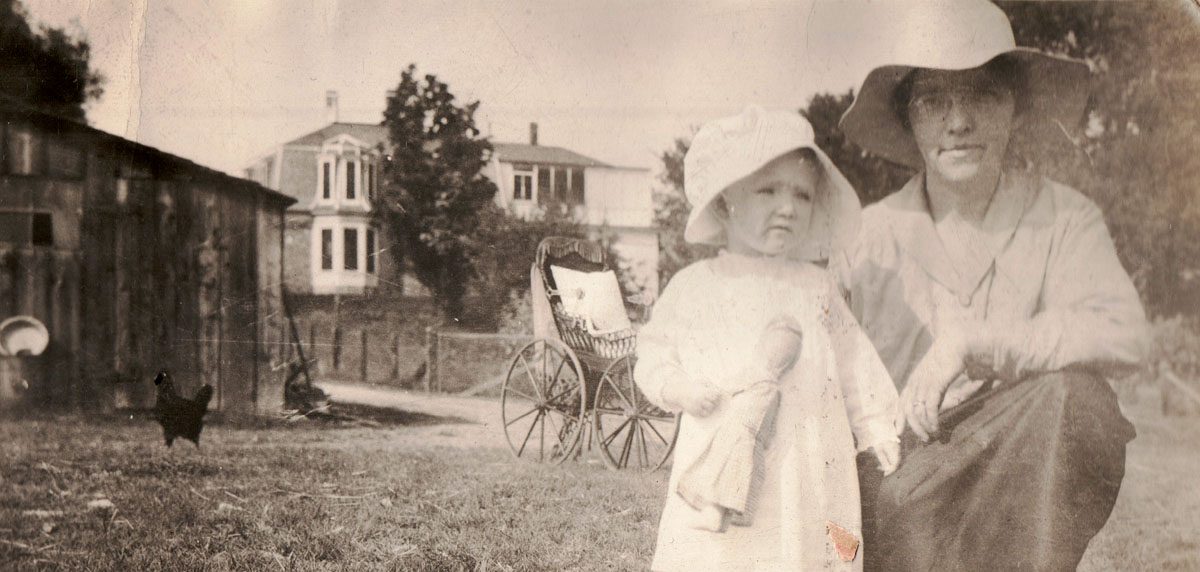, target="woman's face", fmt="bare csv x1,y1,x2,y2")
719,151,818,257
906,67,1017,186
